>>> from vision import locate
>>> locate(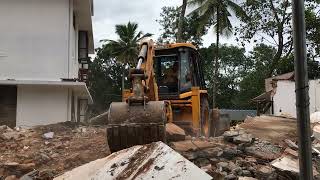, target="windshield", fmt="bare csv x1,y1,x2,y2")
155,55,179,94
